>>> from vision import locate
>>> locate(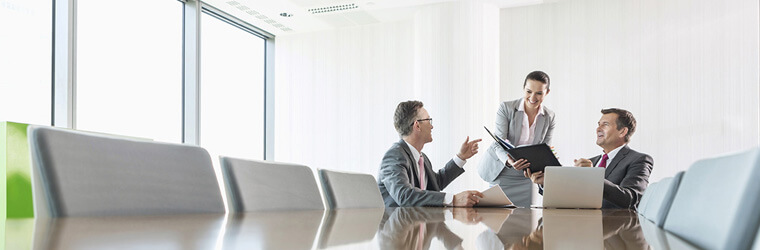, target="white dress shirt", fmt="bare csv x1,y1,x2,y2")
516,98,545,145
